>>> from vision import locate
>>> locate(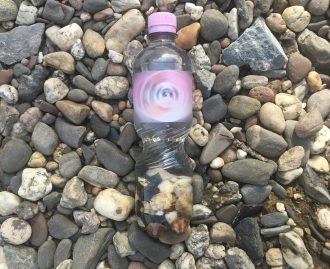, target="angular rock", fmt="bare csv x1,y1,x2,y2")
185,224,209,258
105,9,145,53
113,231,136,257
44,52,75,75
60,177,87,209
95,139,134,176
225,247,255,269
176,252,196,269
246,125,288,158
193,69,216,98
222,159,275,185
223,17,288,71
128,224,170,264
72,228,115,269
56,100,90,125
279,231,314,269
55,117,86,149
278,146,305,171
200,123,234,164
0,84,18,105
42,0,74,25
0,23,44,65
0,191,21,216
